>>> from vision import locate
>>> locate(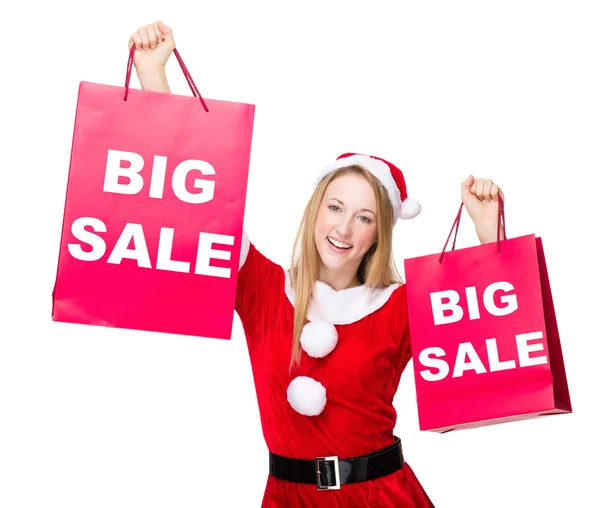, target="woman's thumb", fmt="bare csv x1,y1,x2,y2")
158,21,172,37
